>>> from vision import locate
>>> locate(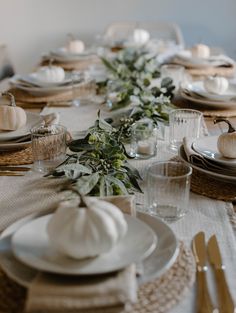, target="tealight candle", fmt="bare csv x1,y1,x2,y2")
137,141,154,155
